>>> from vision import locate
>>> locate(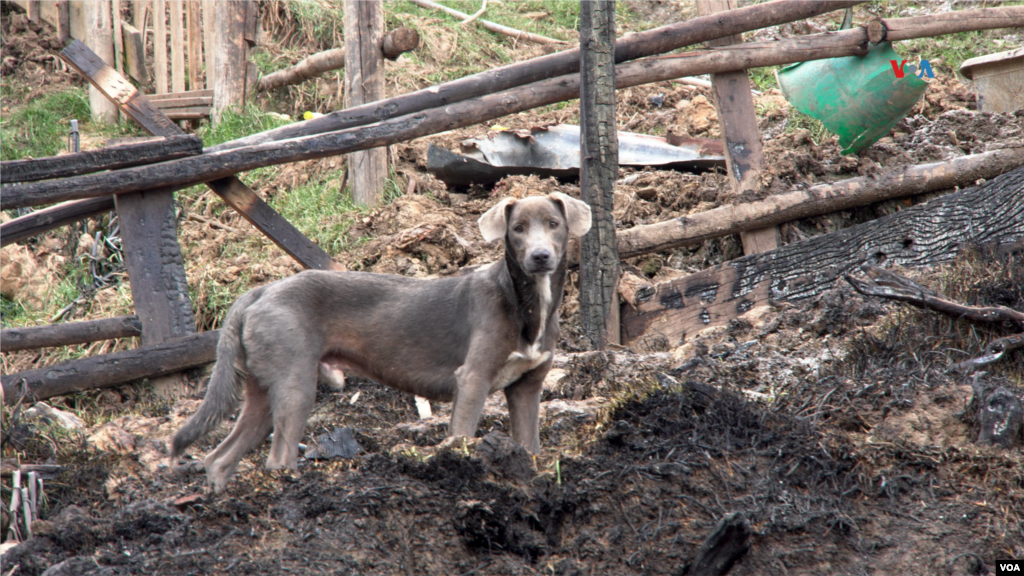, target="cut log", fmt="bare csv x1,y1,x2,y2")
208,0,859,152
696,0,776,255
56,39,337,272
1,316,142,353
1,331,220,406
382,27,420,61
0,197,115,247
344,0,387,207
8,31,880,210
866,6,1024,43
0,134,202,183
578,0,621,348
257,48,346,92
617,148,1024,259
620,166,1024,351
688,512,752,576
